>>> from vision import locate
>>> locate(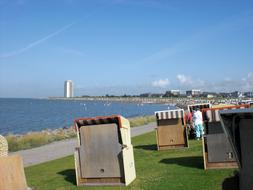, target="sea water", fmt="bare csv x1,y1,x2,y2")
0,98,173,135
